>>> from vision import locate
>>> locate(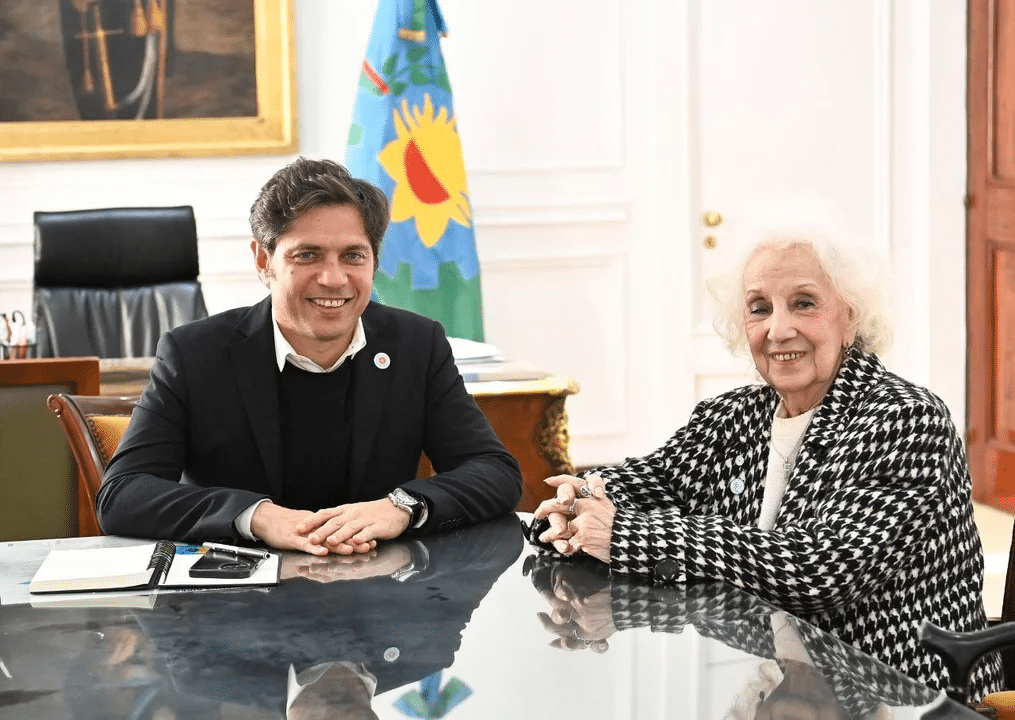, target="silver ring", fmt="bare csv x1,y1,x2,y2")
573,627,582,639
579,482,592,499
567,499,578,514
